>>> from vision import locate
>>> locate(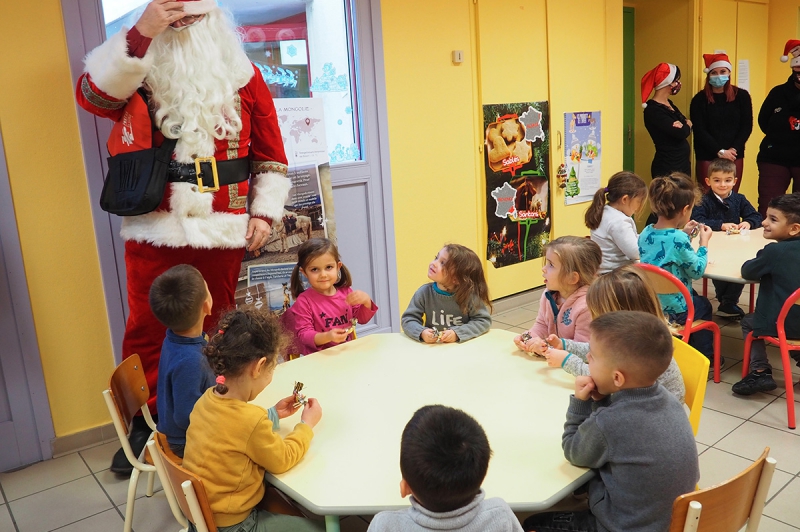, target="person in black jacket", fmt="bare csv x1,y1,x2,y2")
732,194,800,396
755,40,800,216
690,53,753,193
642,63,692,180
692,159,762,318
